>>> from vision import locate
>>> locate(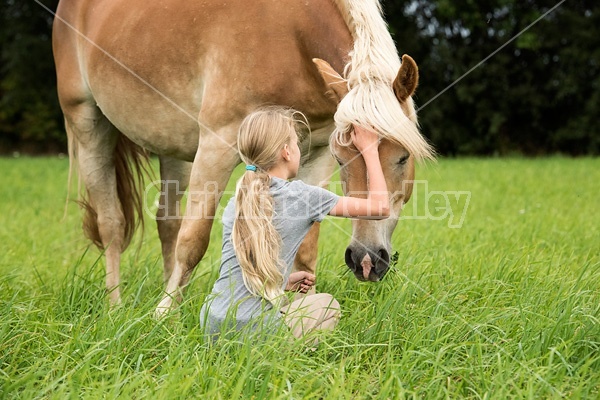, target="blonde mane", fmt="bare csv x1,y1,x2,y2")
331,0,435,161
